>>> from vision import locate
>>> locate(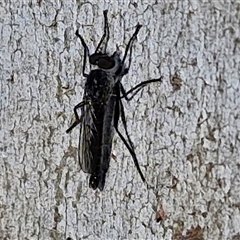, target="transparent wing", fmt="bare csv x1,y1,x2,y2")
78,101,96,173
